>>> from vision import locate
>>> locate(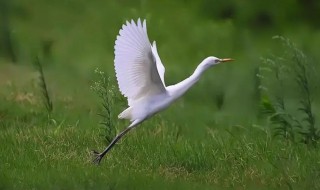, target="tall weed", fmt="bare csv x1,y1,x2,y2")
259,36,319,145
